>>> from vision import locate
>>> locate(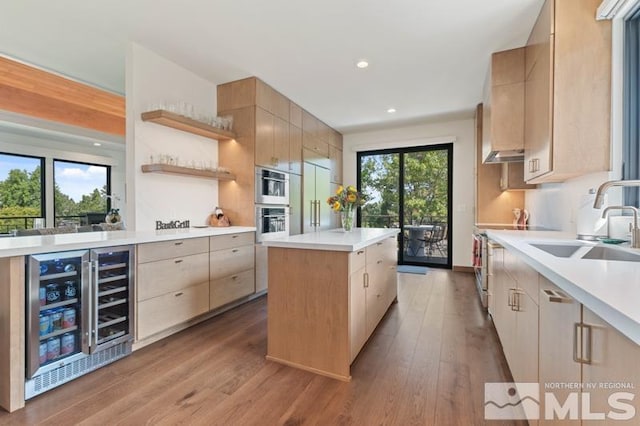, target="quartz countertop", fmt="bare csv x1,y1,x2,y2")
486,230,640,345
0,226,256,258
262,228,400,252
